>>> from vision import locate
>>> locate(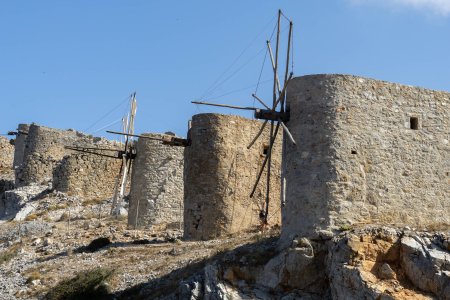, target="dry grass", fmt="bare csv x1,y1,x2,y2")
44,268,114,300
26,271,42,284
25,214,38,221
0,243,21,265
82,198,105,207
